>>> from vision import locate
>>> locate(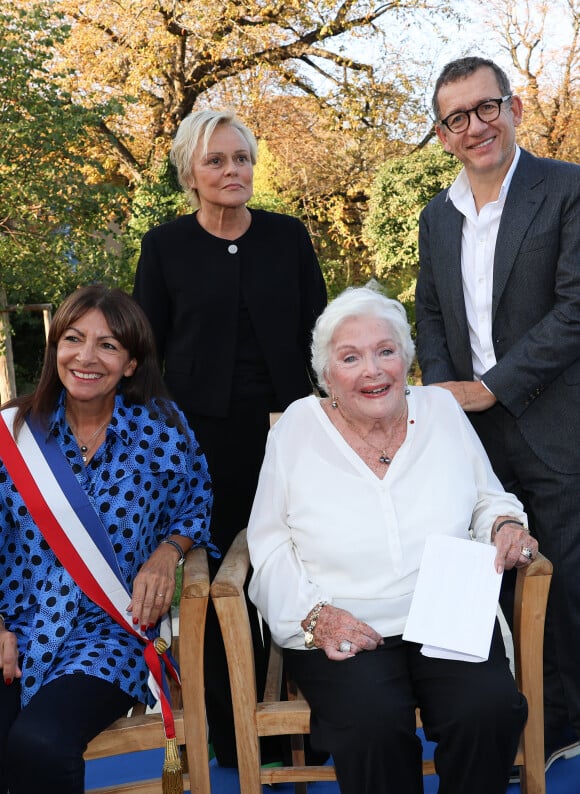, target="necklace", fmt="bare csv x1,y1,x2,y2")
67,414,109,463
336,404,407,465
